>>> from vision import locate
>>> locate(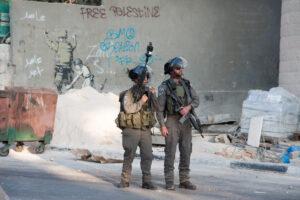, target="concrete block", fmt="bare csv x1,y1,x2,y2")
247,116,263,147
